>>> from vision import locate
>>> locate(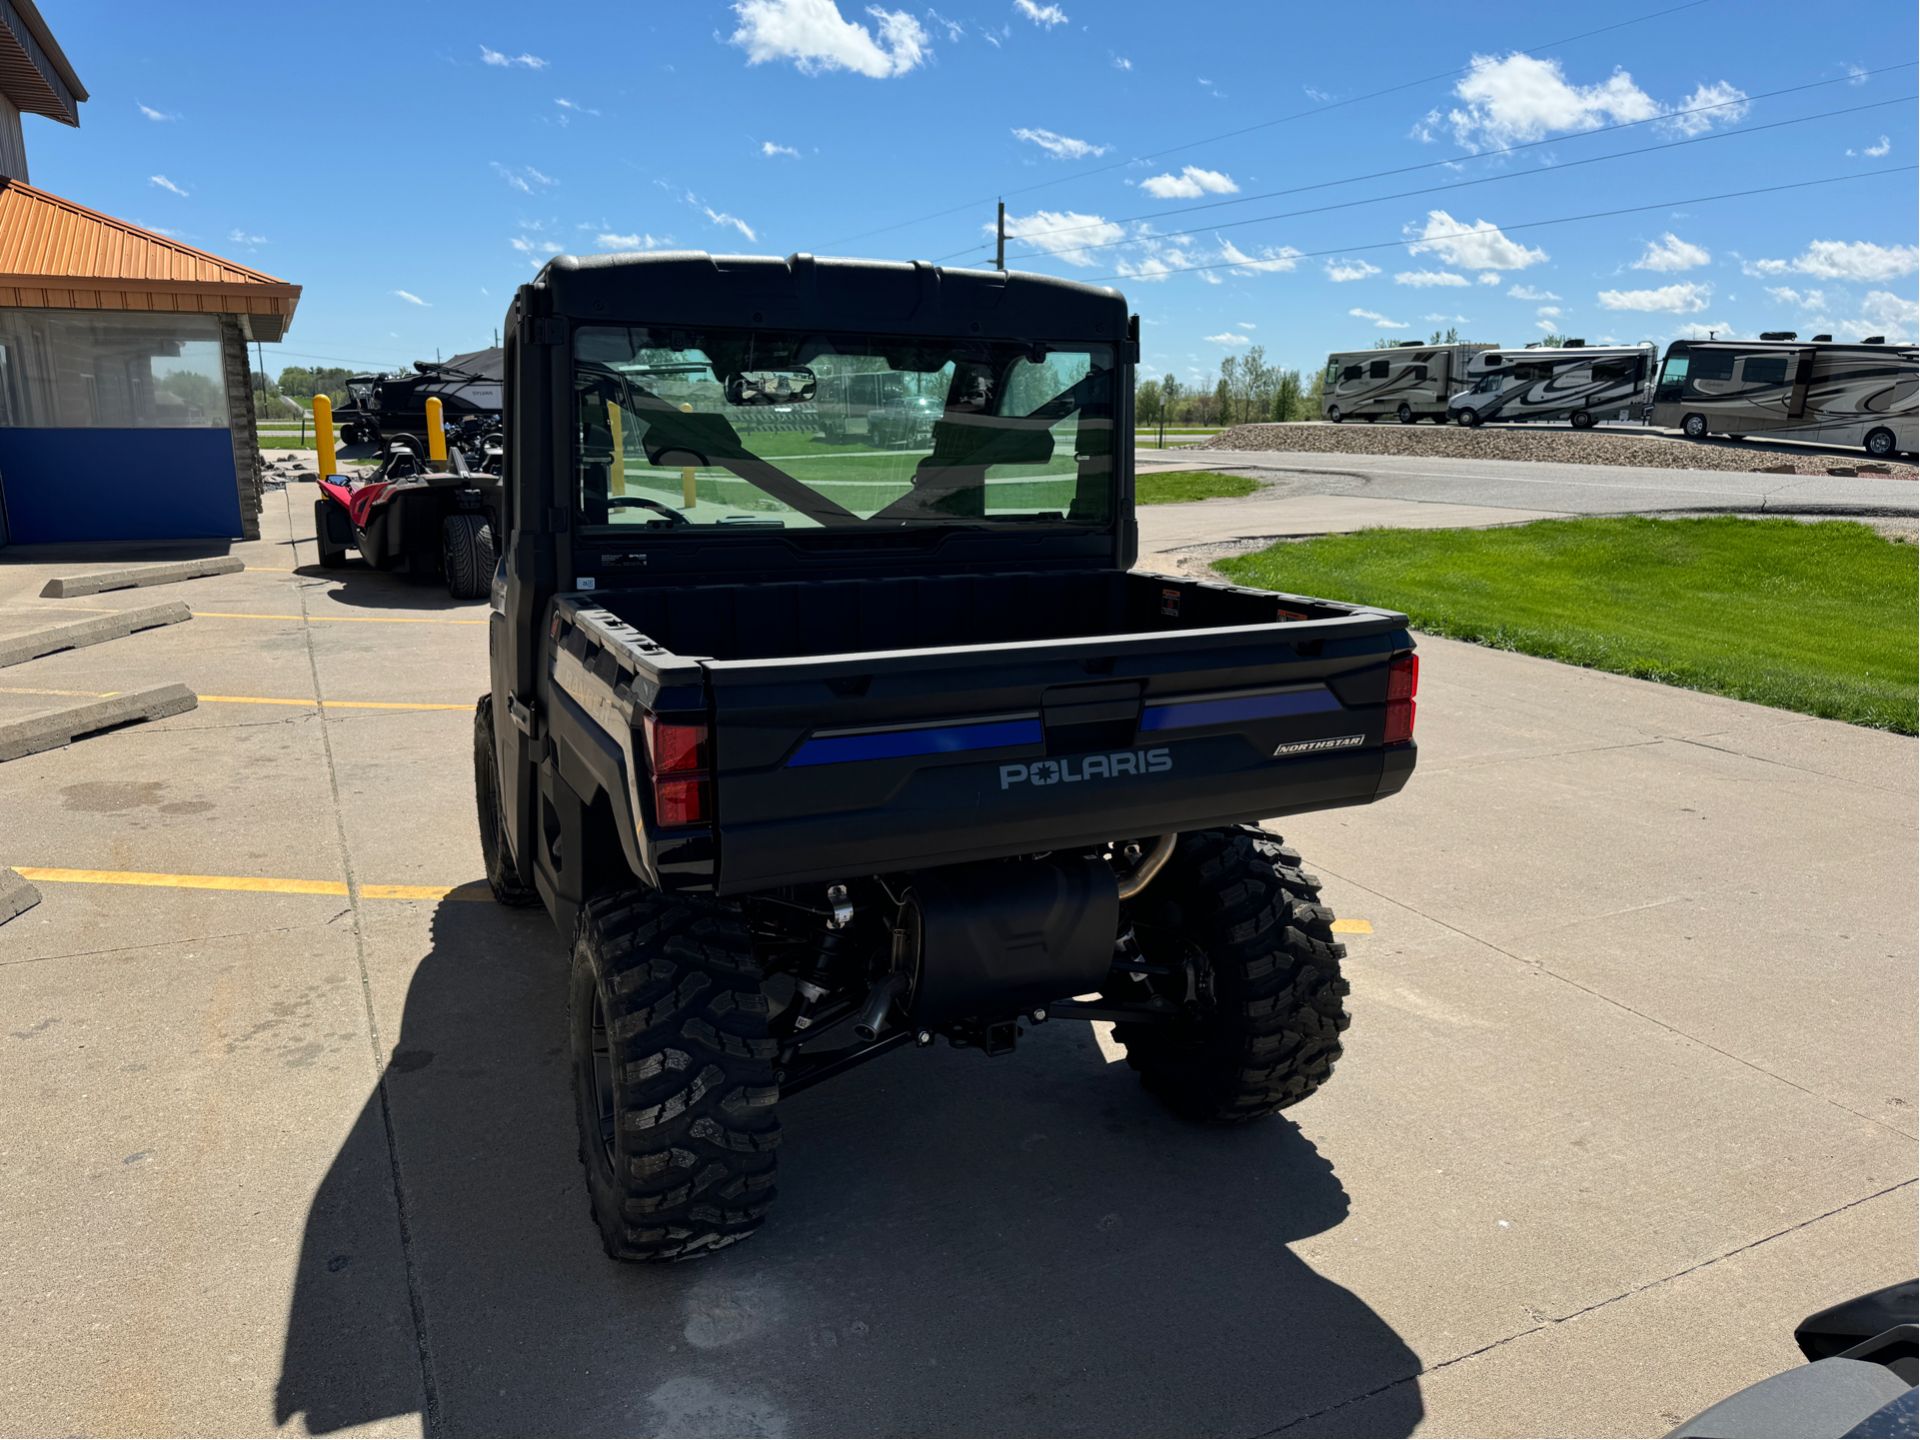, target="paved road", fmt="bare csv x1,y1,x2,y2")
0,487,1912,1437
1141,447,1918,517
